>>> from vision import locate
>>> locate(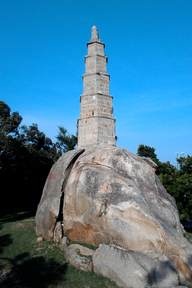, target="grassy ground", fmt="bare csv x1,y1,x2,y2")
1,212,192,288
0,212,118,288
